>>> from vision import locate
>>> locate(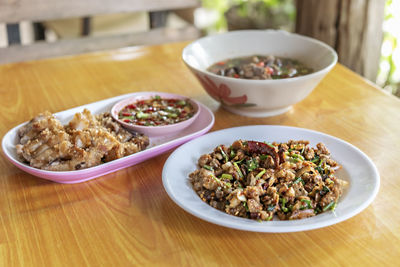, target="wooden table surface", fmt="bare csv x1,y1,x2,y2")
0,42,399,266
